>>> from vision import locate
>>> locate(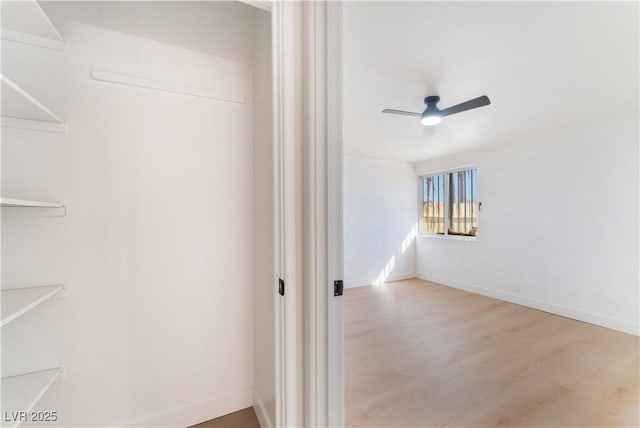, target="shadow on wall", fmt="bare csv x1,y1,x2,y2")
373,223,417,286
